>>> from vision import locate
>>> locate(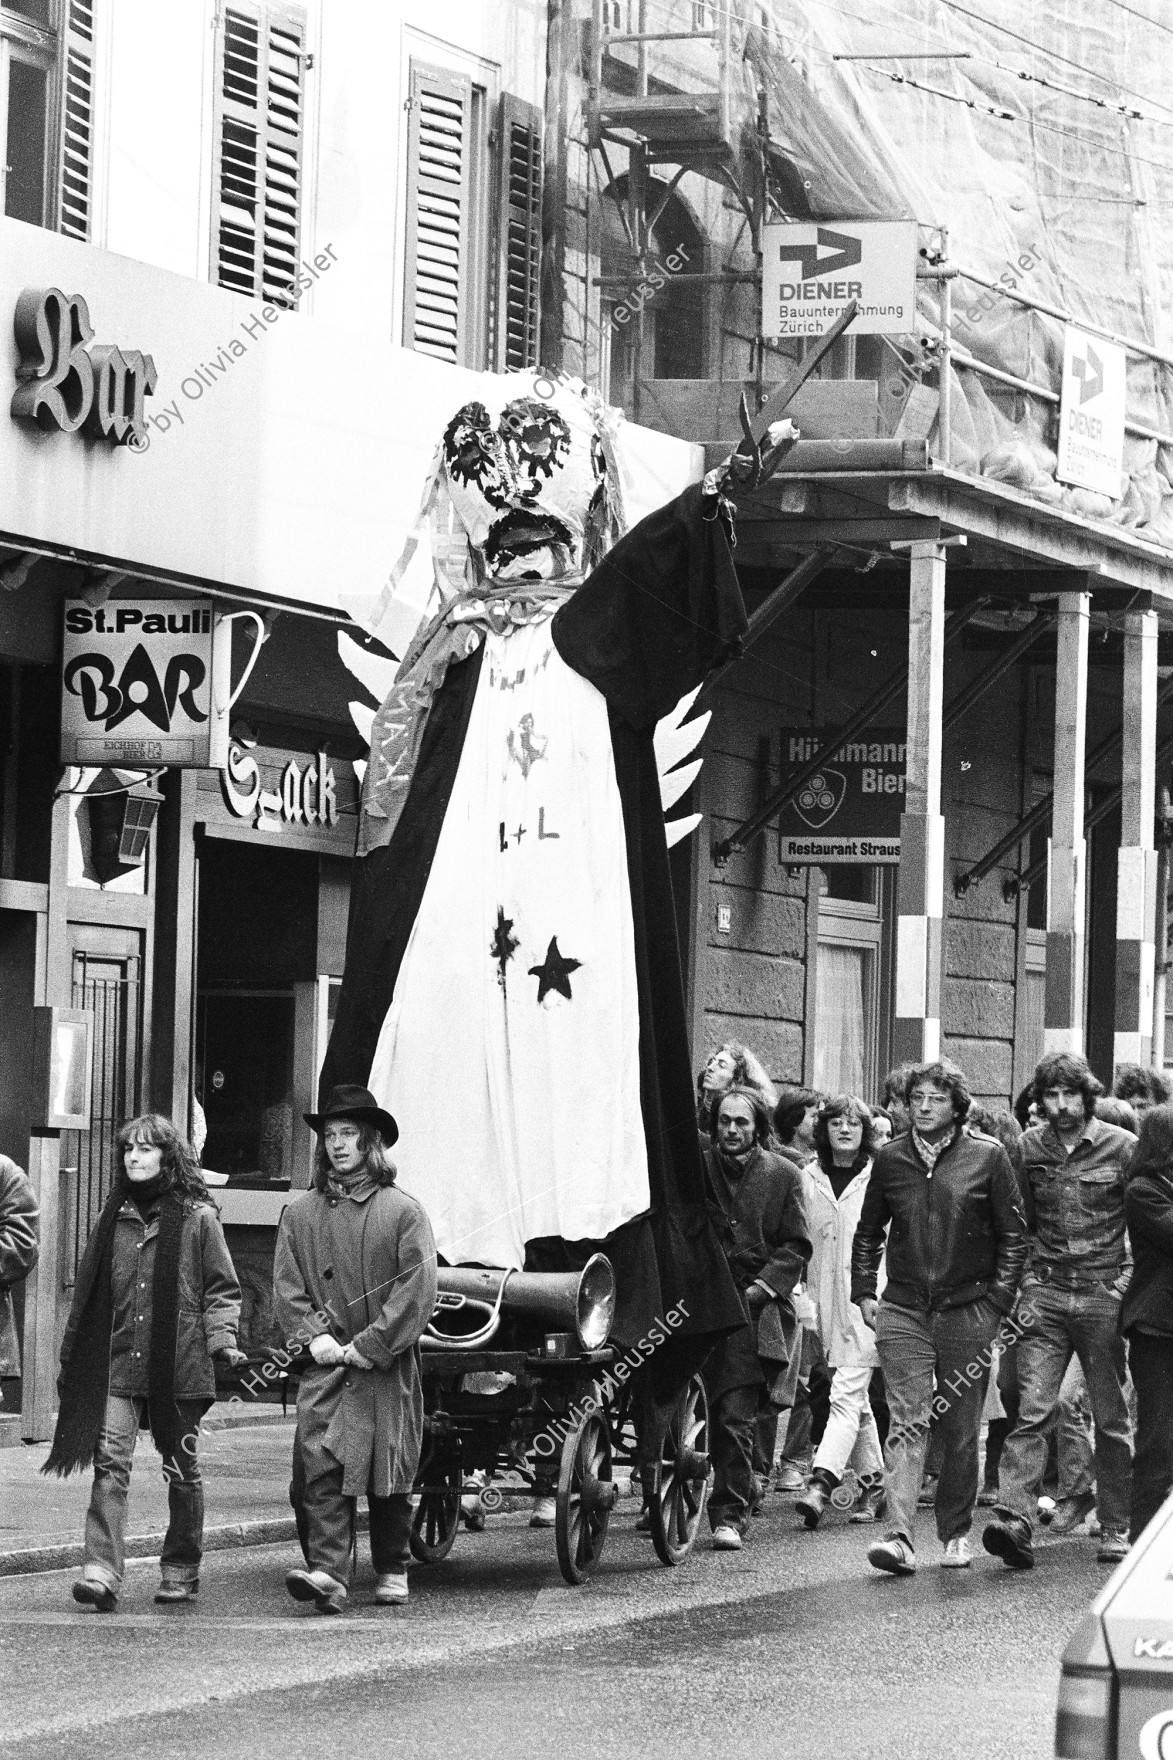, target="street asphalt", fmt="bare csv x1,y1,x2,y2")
0,1489,1105,1760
